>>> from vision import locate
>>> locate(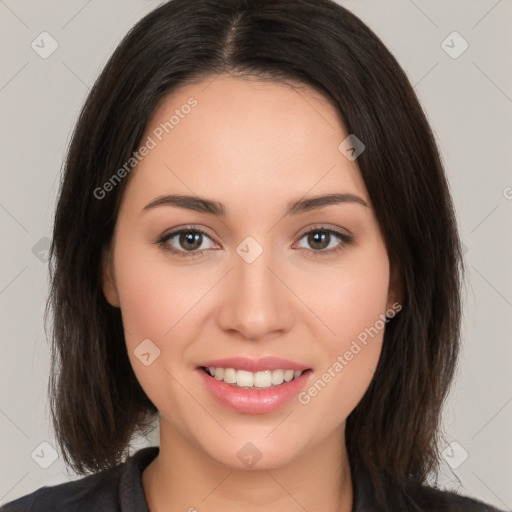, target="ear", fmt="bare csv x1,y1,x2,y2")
100,245,120,307
386,261,403,312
